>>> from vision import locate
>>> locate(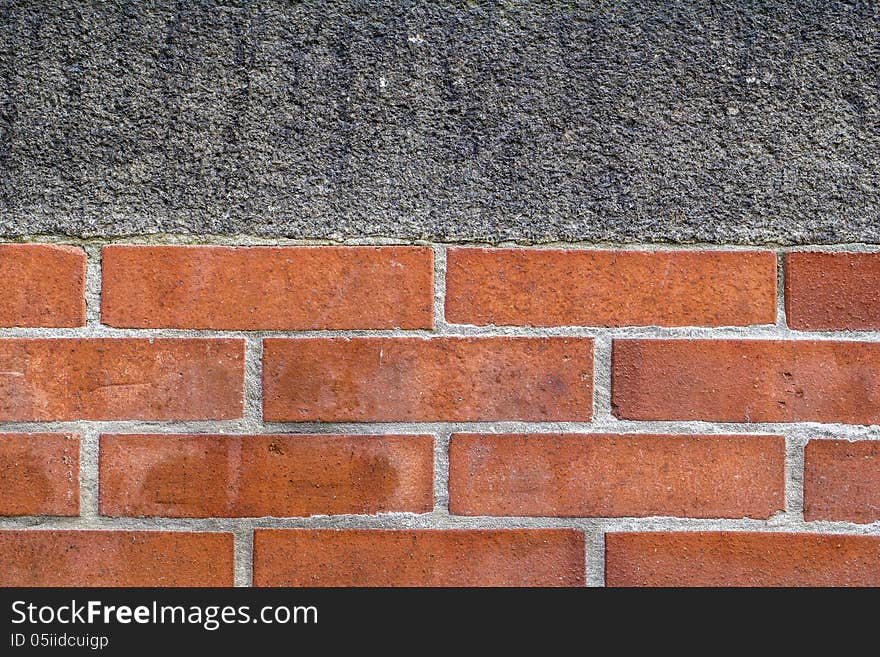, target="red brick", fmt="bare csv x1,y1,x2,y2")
0,244,86,327
449,433,784,519
253,529,585,586
447,248,776,327
0,433,79,516
0,531,233,586
785,252,880,330
804,440,880,523
101,245,434,329
0,338,244,421
612,339,880,423
100,434,433,517
263,337,593,422
605,532,880,586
